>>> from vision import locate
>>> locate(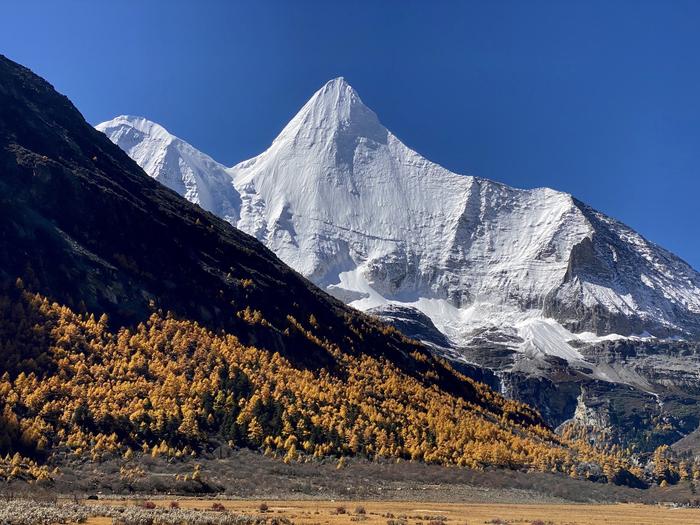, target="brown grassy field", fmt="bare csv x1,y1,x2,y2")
40,450,667,503
85,498,700,525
